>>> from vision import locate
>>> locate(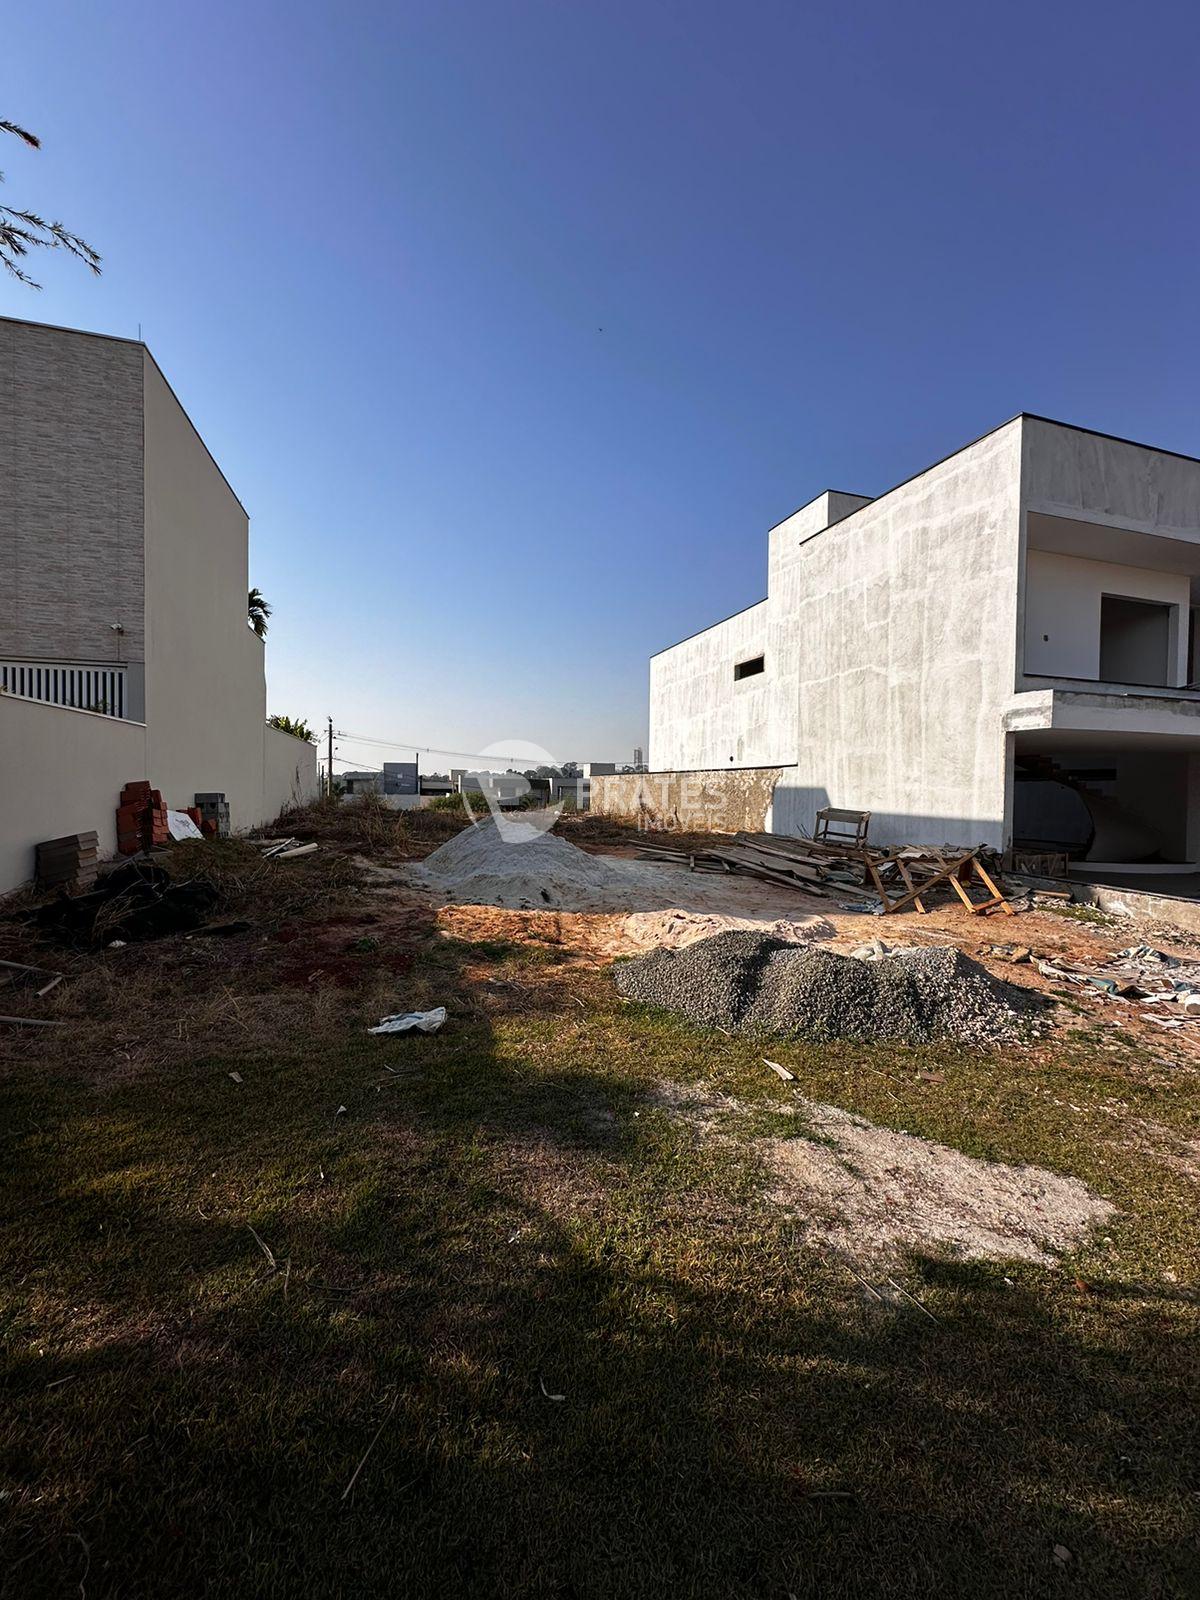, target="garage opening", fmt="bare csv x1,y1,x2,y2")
1099,595,1173,686
1012,745,1199,889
